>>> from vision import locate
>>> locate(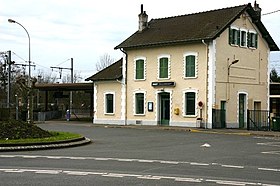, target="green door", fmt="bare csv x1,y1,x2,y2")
160,93,170,126
239,94,246,128
221,101,226,128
